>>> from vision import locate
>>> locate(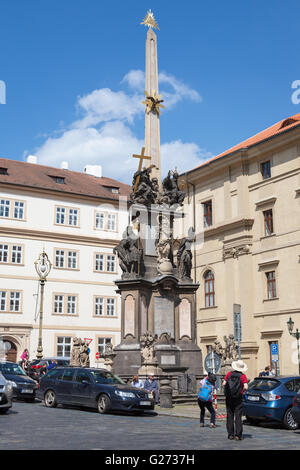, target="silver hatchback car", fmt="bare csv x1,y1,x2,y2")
0,371,13,413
